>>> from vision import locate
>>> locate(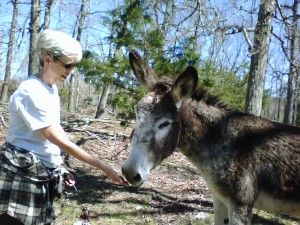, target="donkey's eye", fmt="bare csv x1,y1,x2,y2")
158,121,171,129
